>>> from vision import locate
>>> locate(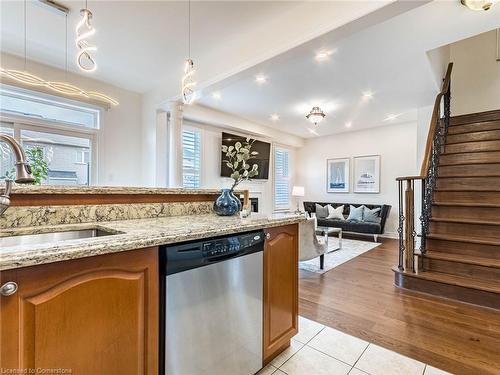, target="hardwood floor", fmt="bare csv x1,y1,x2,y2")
299,238,500,375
